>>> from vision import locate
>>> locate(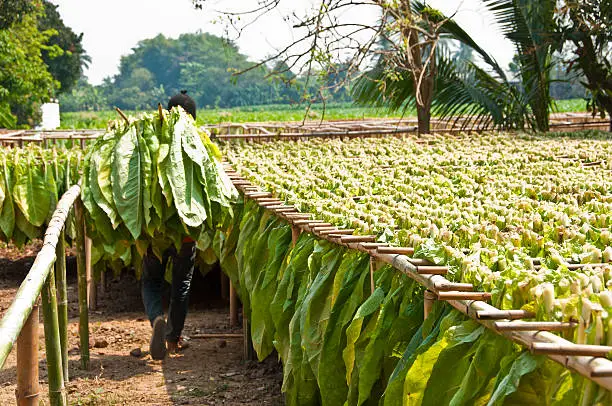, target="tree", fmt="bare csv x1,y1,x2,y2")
481,0,556,131
0,2,58,127
38,1,90,94
193,0,455,133
555,0,612,130
0,0,36,29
